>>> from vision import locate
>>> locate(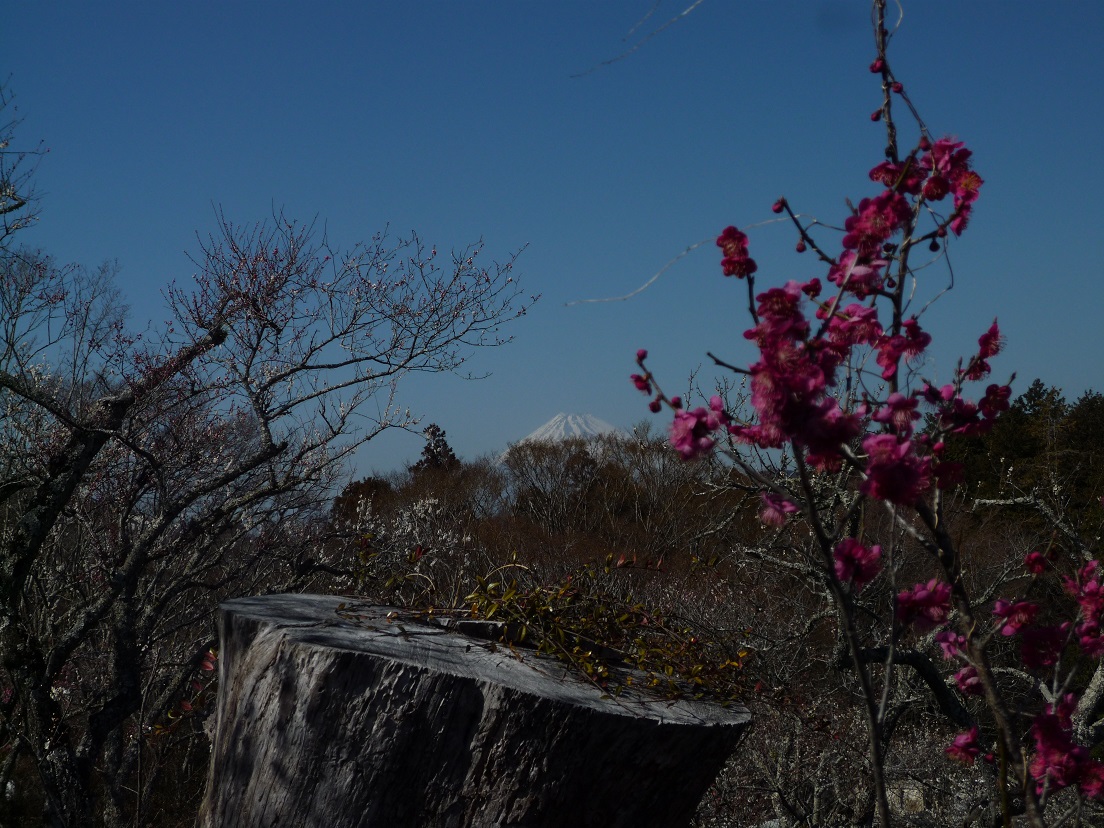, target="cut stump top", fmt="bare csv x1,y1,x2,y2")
220,593,749,727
